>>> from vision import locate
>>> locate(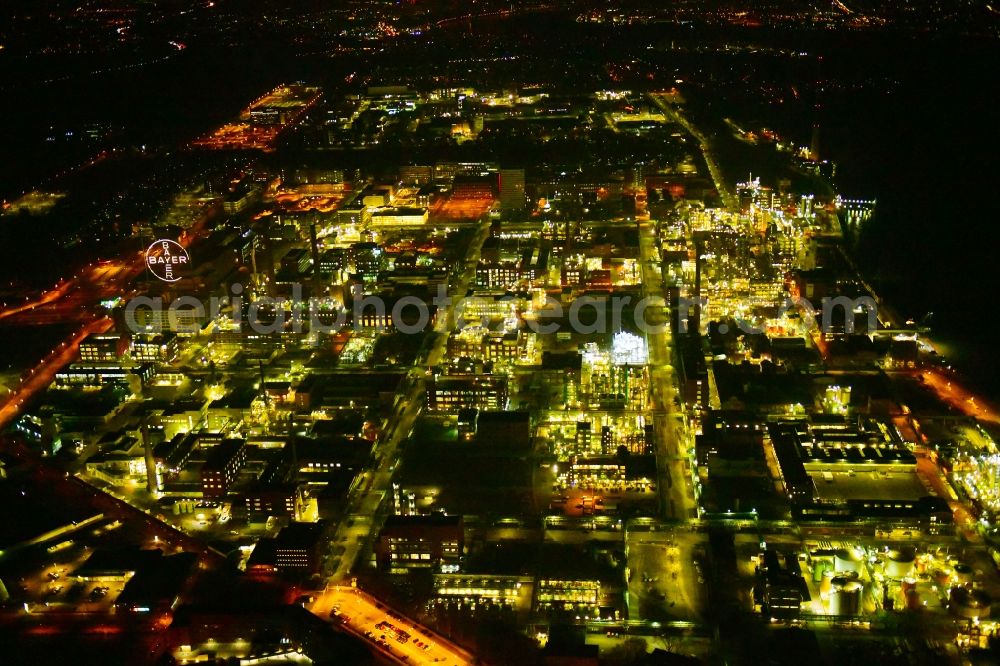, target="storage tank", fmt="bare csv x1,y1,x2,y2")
829,577,863,616
885,548,916,578
900,577,917,596
813,559,830,583
949,586,991,620
834,547,864,574
953,563,973,585
820,569,836,596
905,588,921,611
